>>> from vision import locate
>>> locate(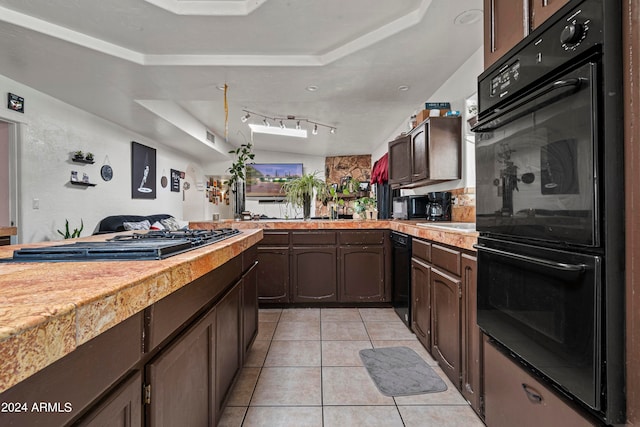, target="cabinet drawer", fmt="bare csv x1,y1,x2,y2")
291,231,336,245
412,238,431,263
484,339,598,427
261,231,290,246
0,236,10,246
432,244,460,276
339,230,385,245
